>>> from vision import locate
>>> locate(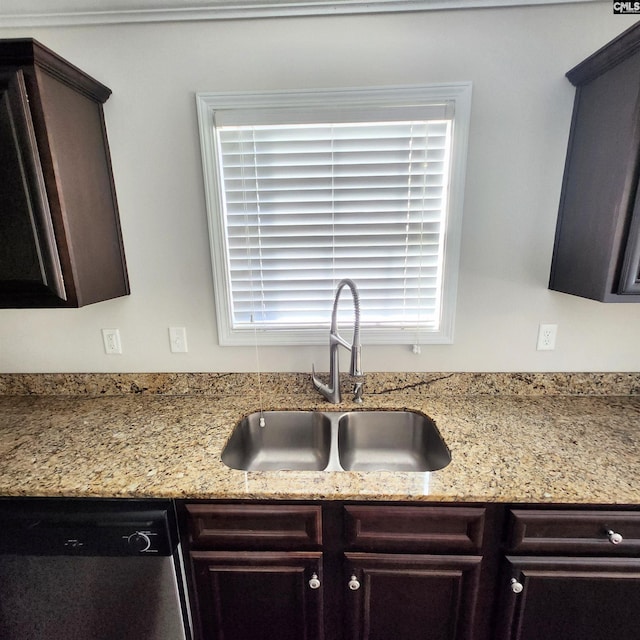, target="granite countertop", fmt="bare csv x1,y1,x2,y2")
0,372,639,504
